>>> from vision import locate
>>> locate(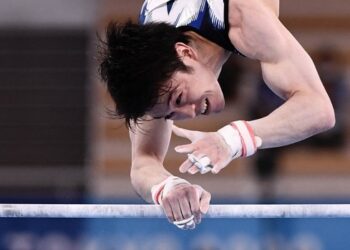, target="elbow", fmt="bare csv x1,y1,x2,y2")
130,163,139,188
325,107,336,130
130,164,146,200
316,98,336,132
130,161,140,190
